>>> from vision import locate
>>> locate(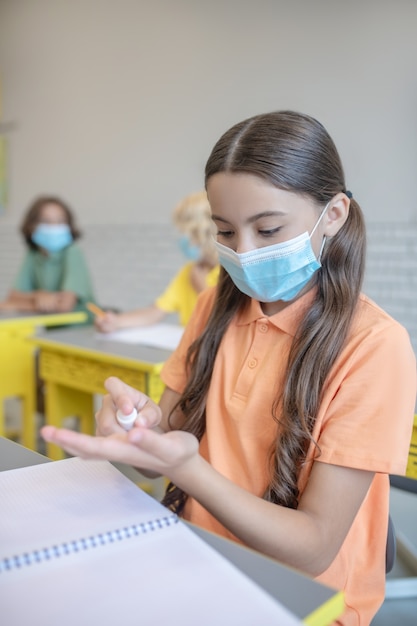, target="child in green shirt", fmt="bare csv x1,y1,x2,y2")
0,195,96,318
